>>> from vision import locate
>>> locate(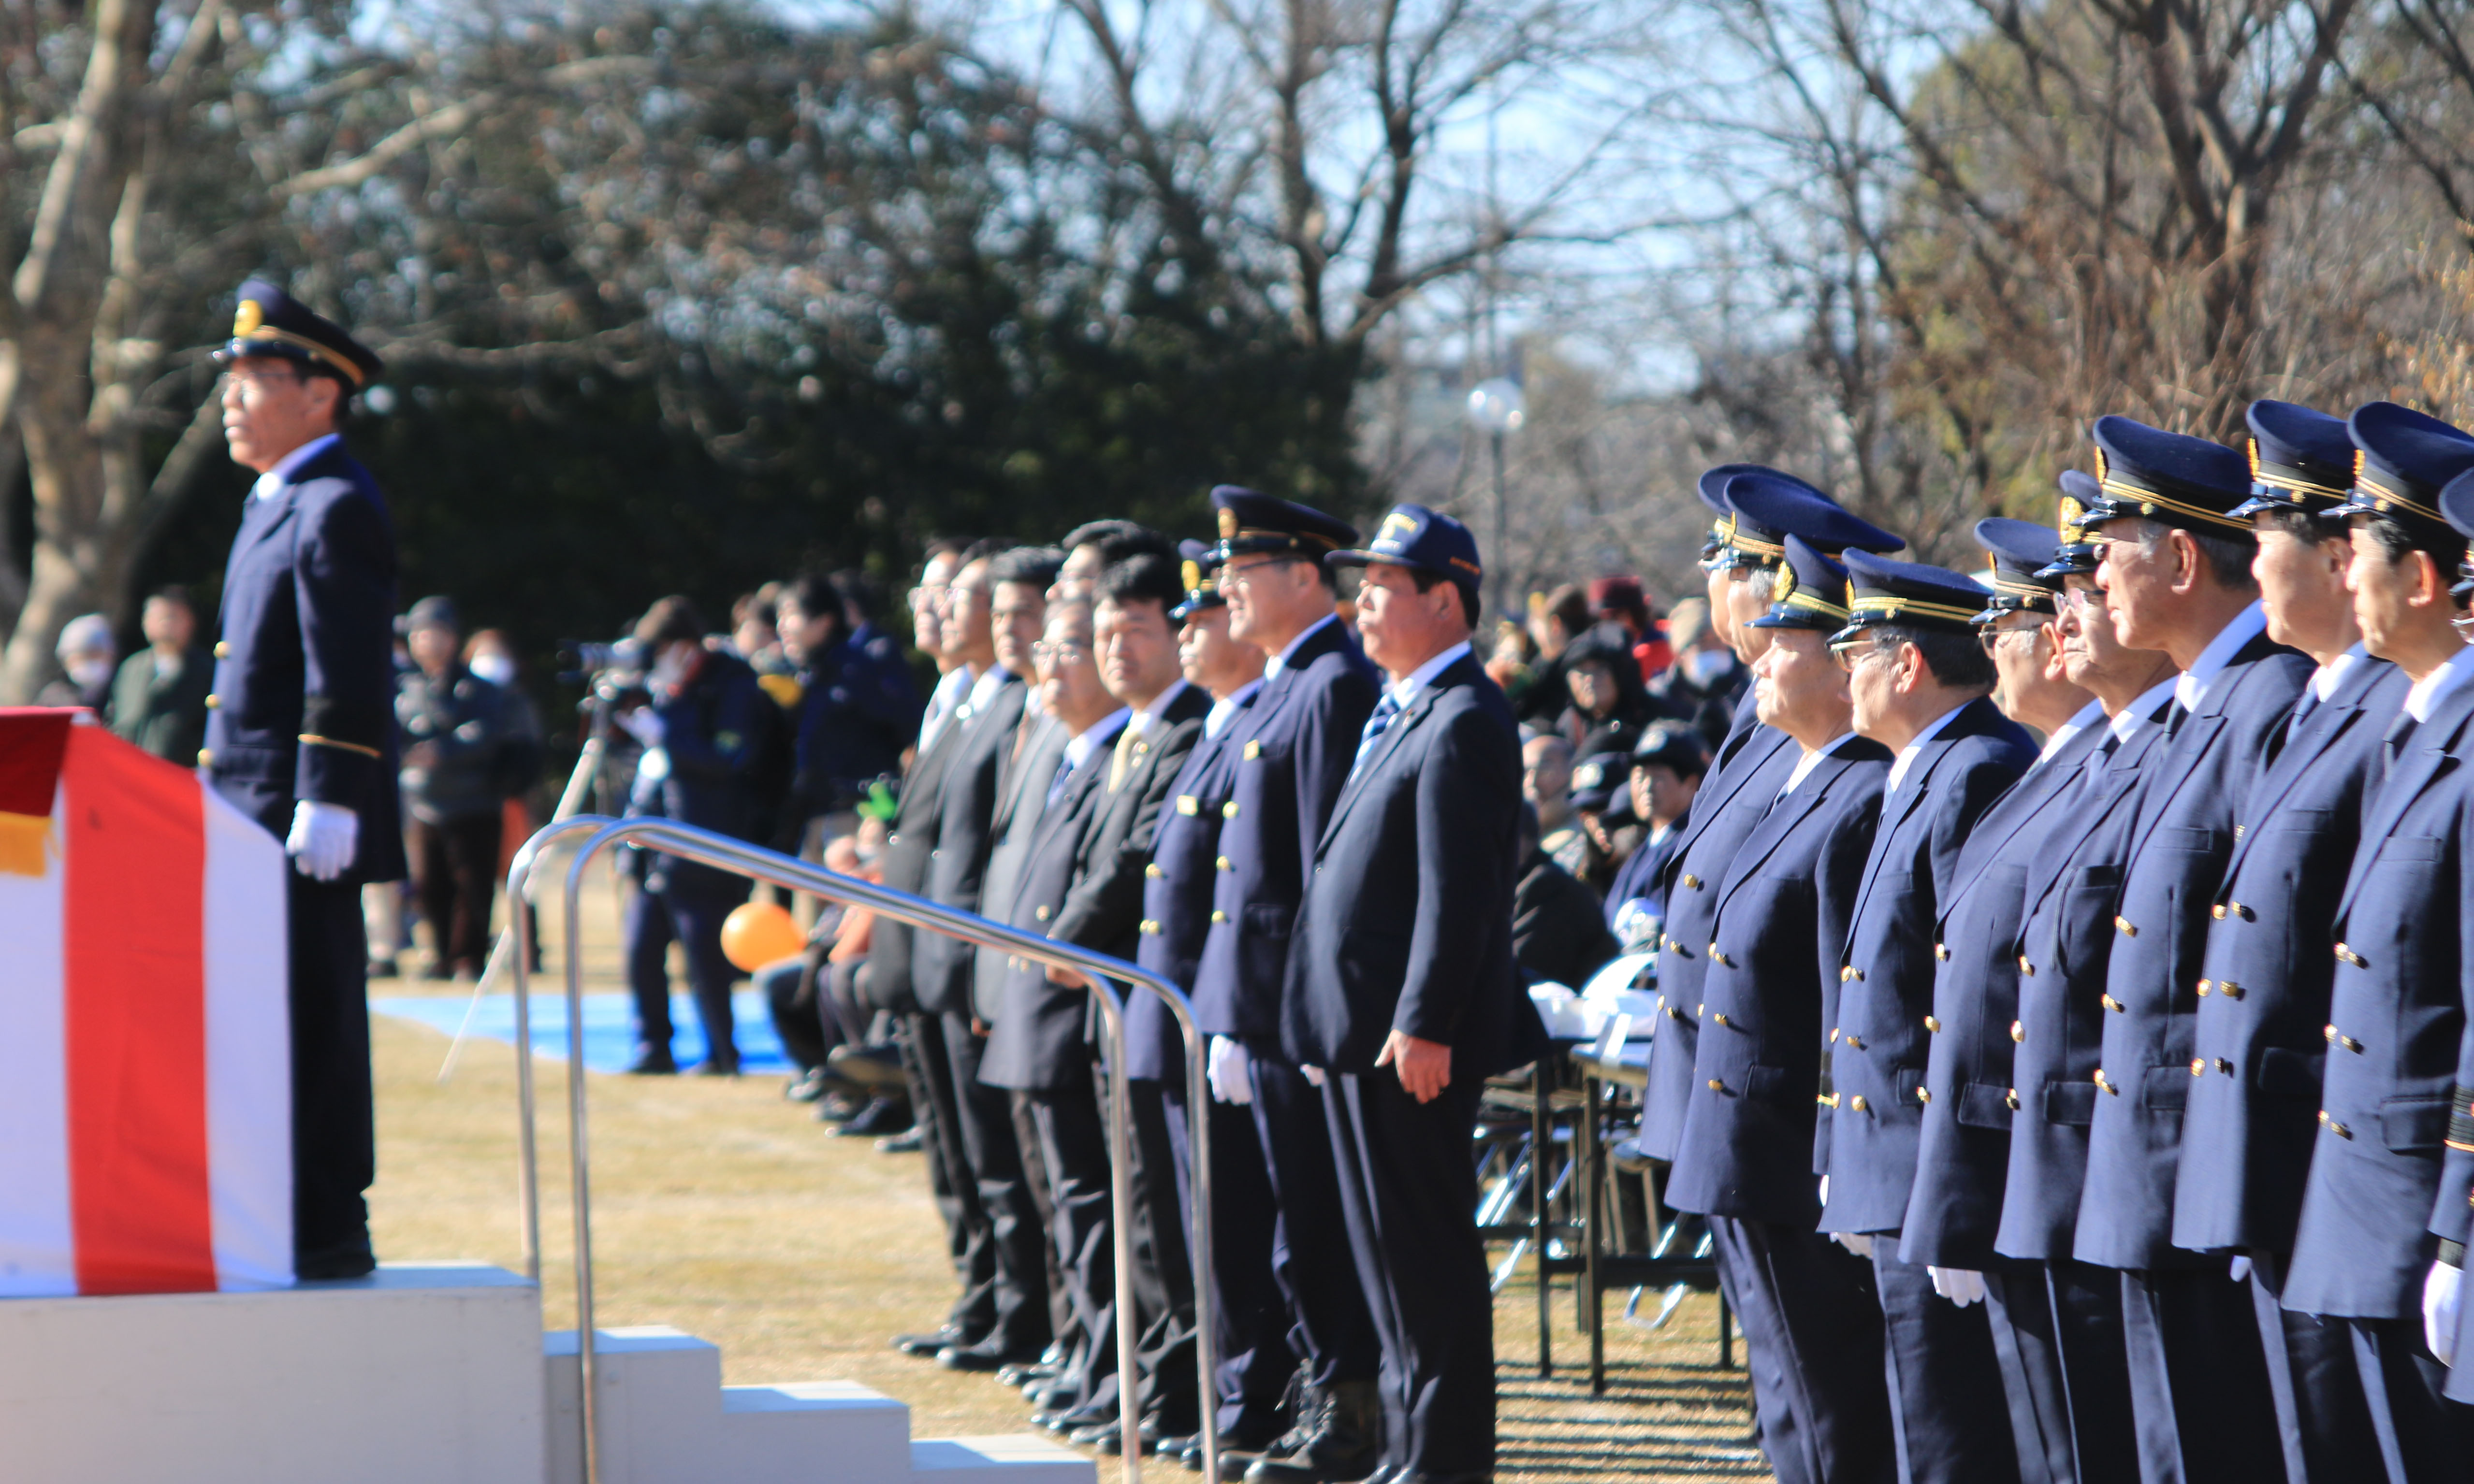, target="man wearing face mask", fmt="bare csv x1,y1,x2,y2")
617,594,771,1076
394,595,524,981
40,613,118,711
